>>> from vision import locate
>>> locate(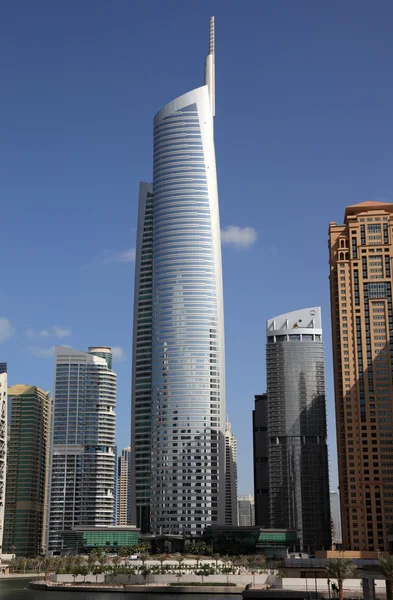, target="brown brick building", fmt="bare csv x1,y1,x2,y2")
329,200,393,551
